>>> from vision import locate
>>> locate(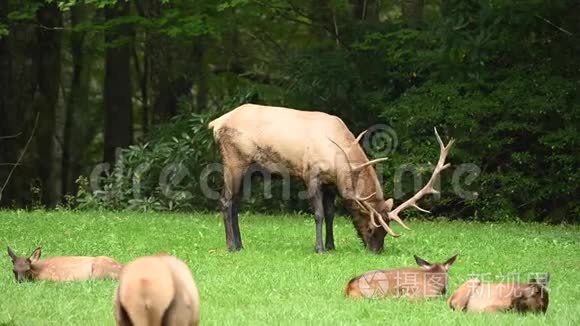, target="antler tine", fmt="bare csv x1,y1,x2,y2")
355,200,369,213
411,203,431,214
435,127,455,161
357,200,380,228
389,214,412,231
375,211,401,237
388,128,455,226
328,137,351,167
363,202,400,237
329,134,388,174
352,157,389,172
353,130,368,144
357,192,376,201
